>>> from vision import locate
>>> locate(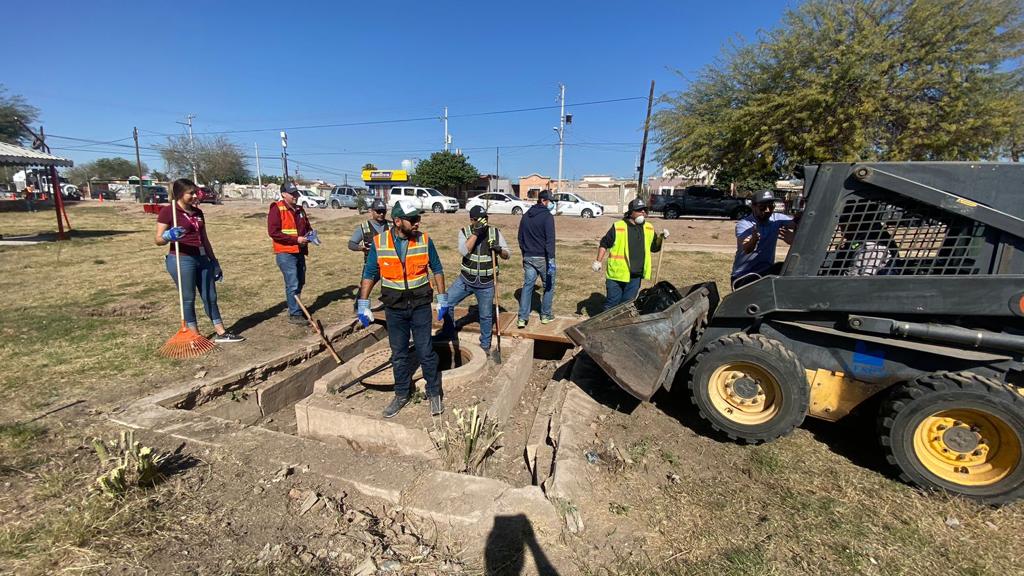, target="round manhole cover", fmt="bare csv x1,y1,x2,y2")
352,349,421,387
